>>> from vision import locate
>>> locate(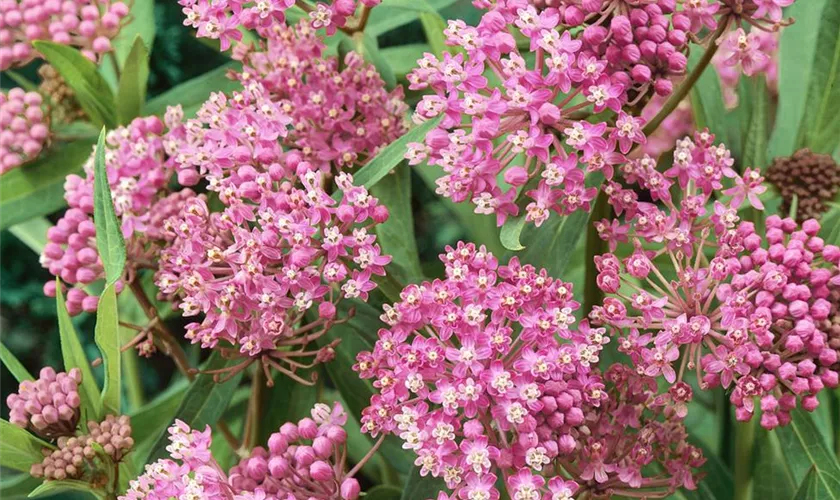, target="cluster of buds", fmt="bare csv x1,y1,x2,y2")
38,64,85,124
406,4,648,227
232,20,408,173
178,0,380,50
354,242,615,499
6,367,81,439
592,132,840,429
0,0,130,70
229,402,363,499
766,149,840,223
0,87,49,173
40,114,187,315
30,414,134,482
